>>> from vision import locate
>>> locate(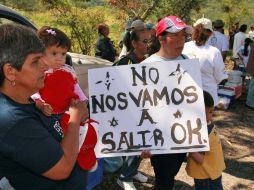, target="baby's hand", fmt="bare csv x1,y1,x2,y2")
35,99,53,116
41,103,53,116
